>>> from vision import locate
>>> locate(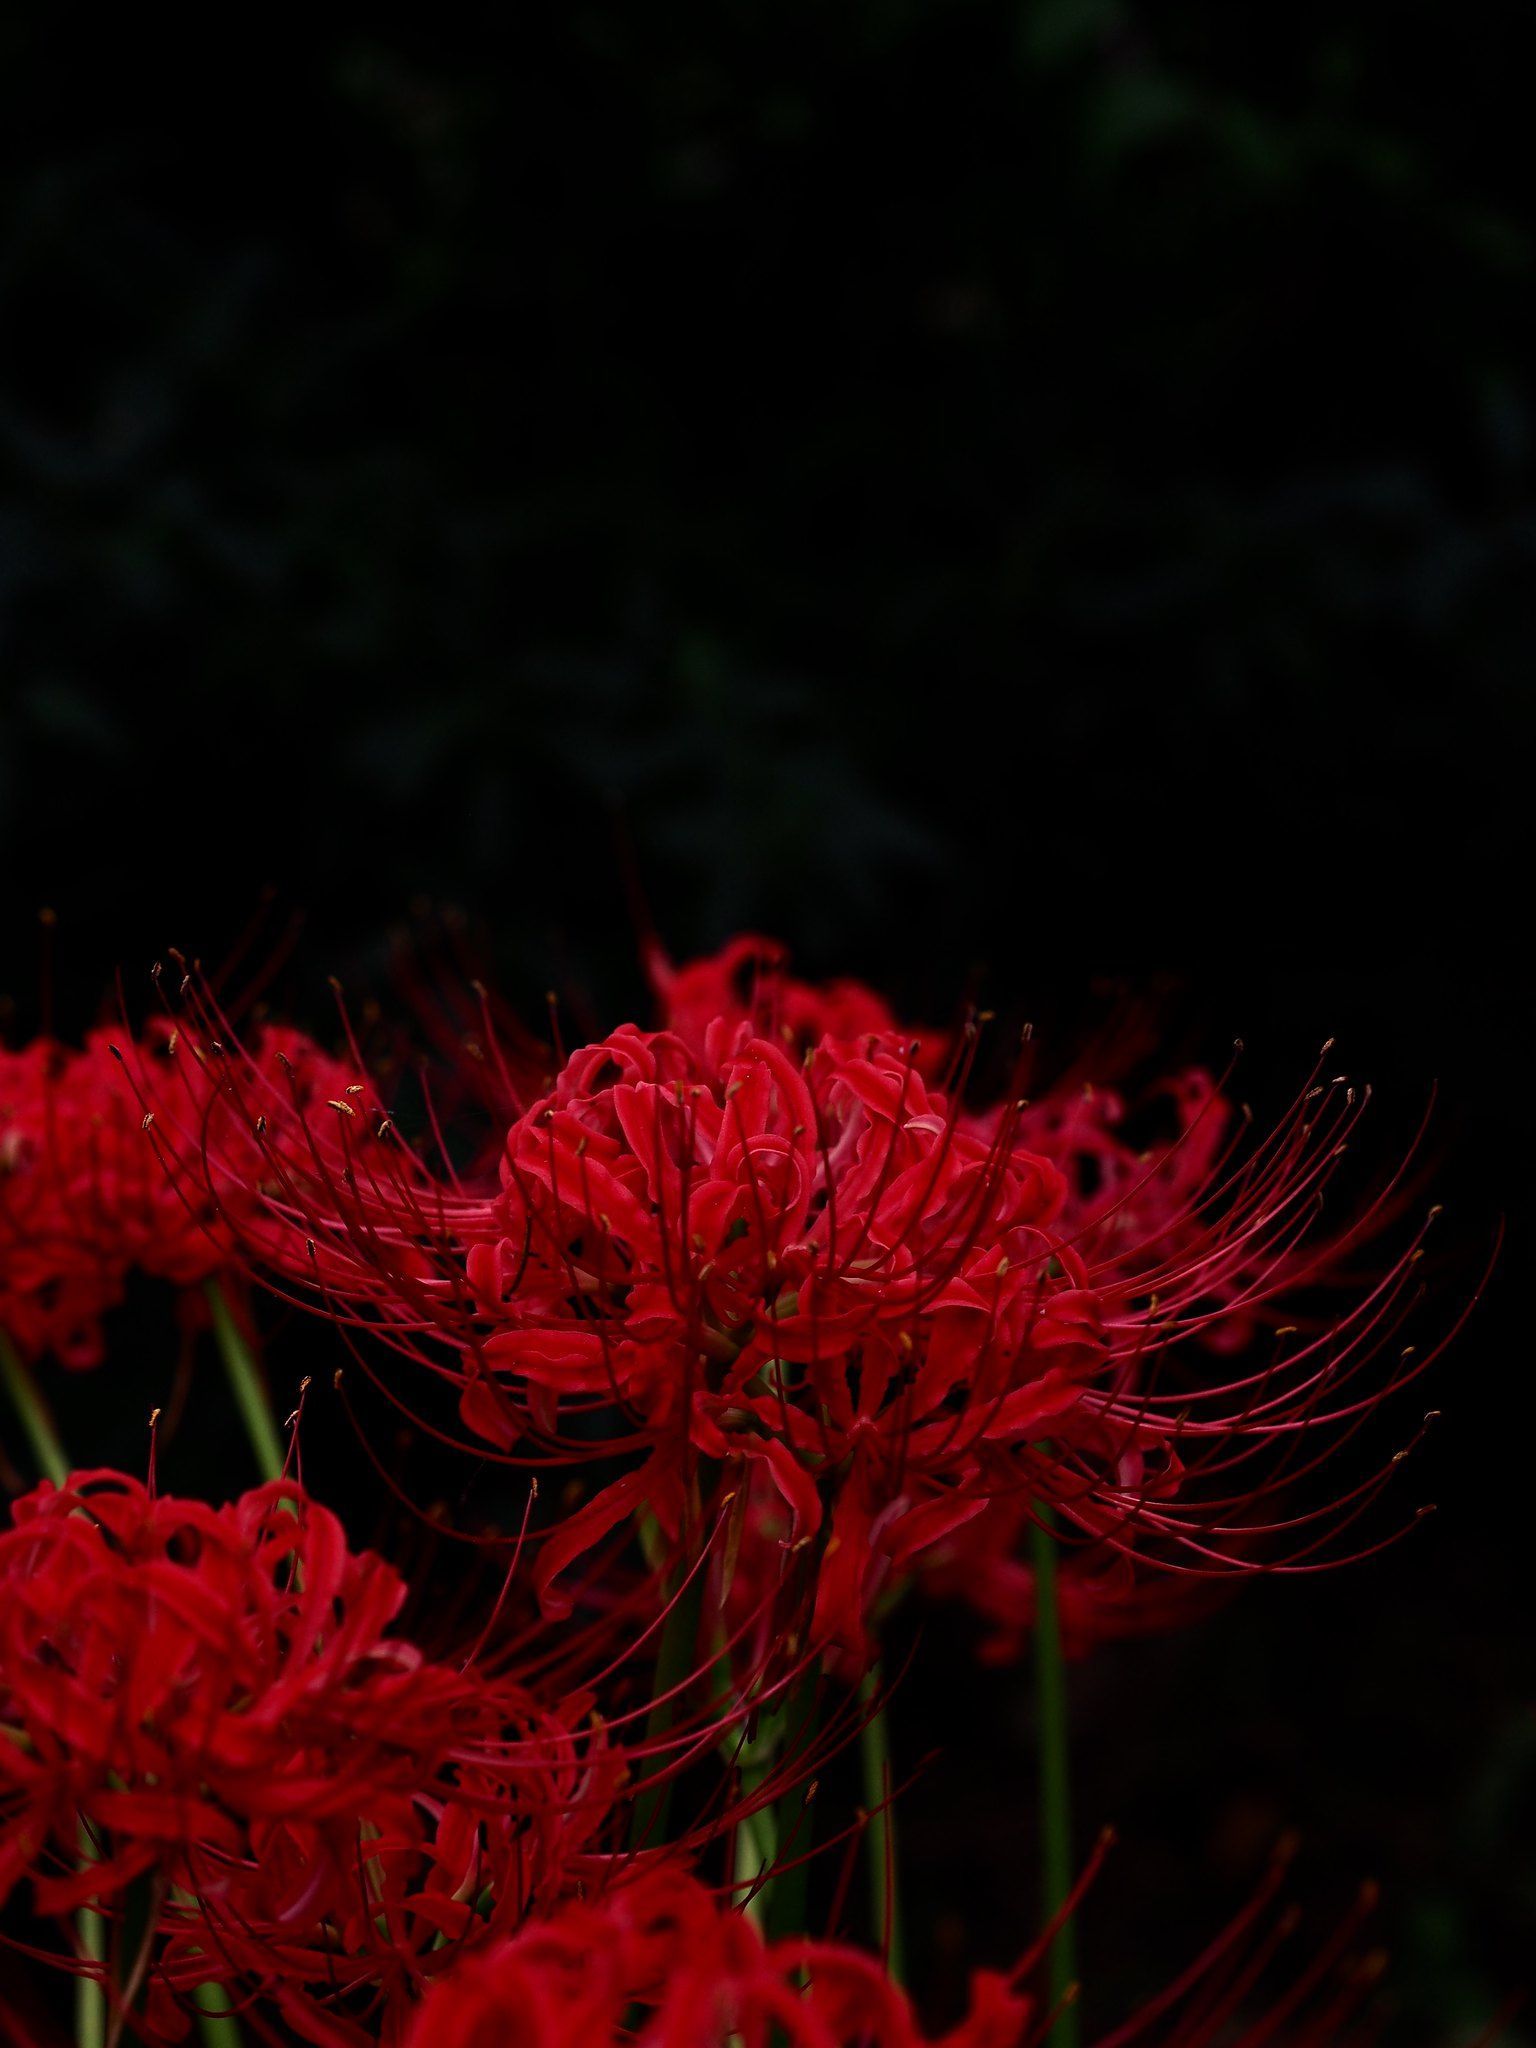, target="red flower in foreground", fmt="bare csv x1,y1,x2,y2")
477,1020,1097,1626
404,1862,1020,2048
0,1473,623,2045
402,1852,1383,2048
